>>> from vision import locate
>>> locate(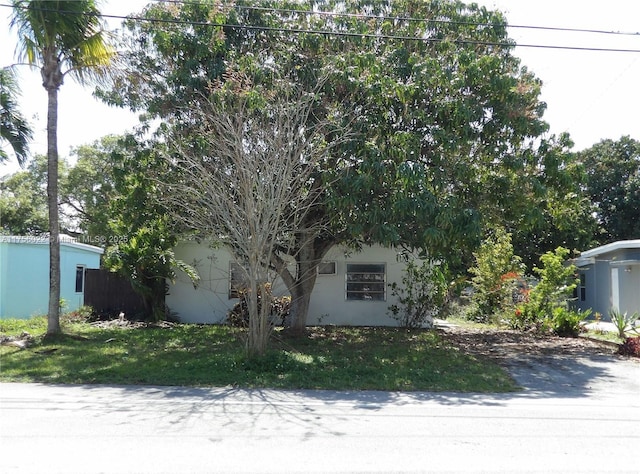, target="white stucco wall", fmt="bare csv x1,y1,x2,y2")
307,245,408,326
167,242,417,326
166,241,236,324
